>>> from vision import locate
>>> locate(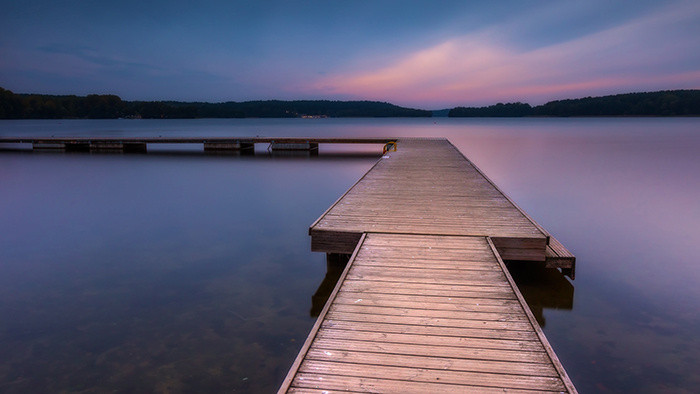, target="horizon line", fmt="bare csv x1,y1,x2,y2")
2,86,698,111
